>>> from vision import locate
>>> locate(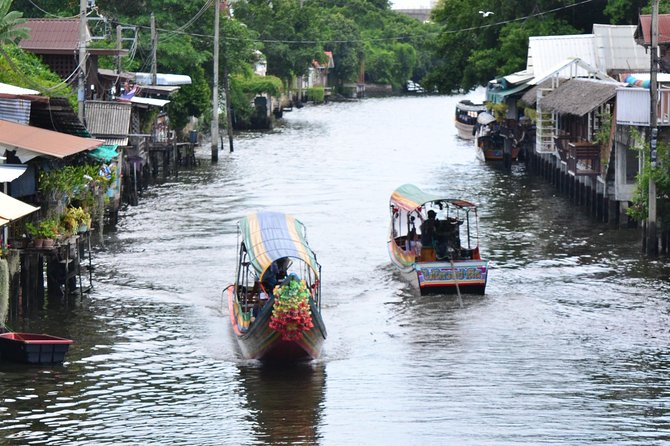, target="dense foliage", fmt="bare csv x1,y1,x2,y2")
628,135,670,231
